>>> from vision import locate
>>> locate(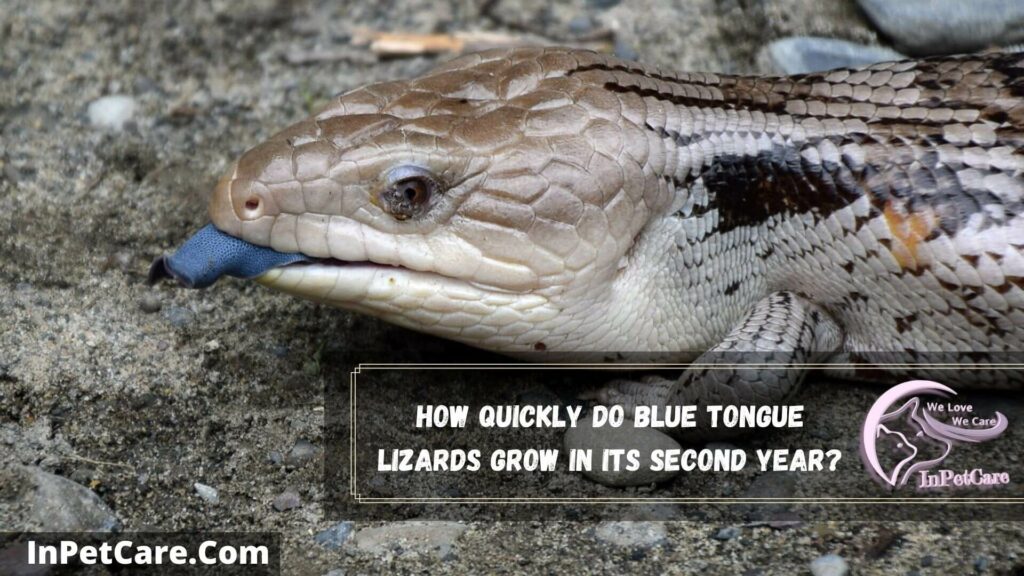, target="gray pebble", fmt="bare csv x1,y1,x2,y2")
138,293,162,313
742,472,797,499
87,95,138,131
613,38,639,61
975,556,990,573
193,482,219,503
37,456,60,472
740,472,798,521
352,521,466,560
568,15,595,35
763,37,904,75
323,570,345,576
810,554,849,576
272,489,301,512
564,415,681,487
314,521,354,550
285,439,318,468
3,162,23,187
593,521,667,548
163,306,194,328
69,467,96,486
1,465,120,532
858,0,1024,56
921,555,934,567
713,526,740,541
105,250,134,272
